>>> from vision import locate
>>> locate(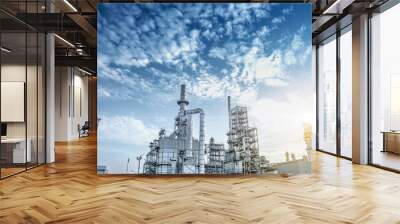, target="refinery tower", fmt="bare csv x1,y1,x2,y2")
144,84,206,174
225,96,265,174
143,84,269,175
